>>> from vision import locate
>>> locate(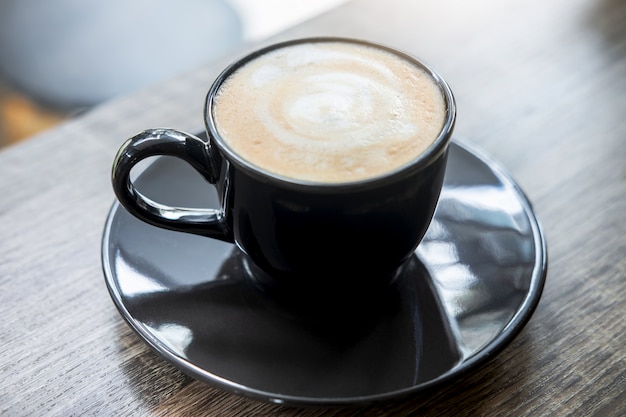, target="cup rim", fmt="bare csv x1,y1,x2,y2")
204,36,456,190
